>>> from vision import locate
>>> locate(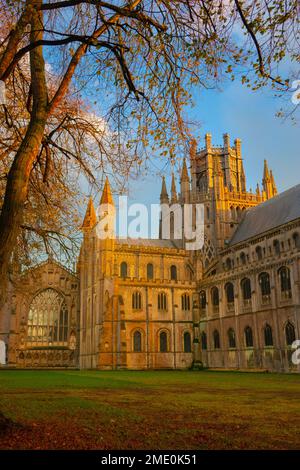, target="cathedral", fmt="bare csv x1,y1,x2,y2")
1,133,299,372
